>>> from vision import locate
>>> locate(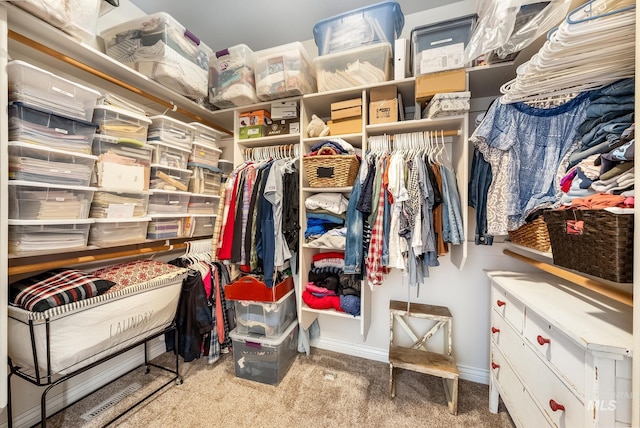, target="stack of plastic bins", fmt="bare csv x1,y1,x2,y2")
187,122,224,237
101,12,213,100
6,60,101,255
228,289,299,385
209,44,259,109
146,116,196,240
88,103,153,247
252,42,317,101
